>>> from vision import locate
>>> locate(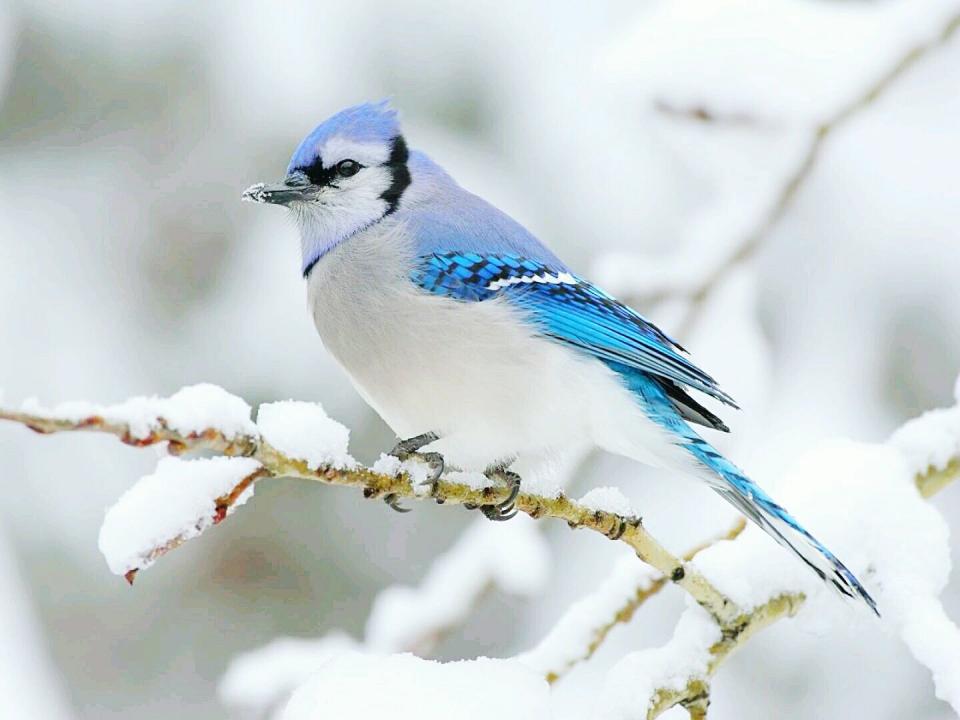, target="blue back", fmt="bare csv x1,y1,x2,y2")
399,151,567,267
